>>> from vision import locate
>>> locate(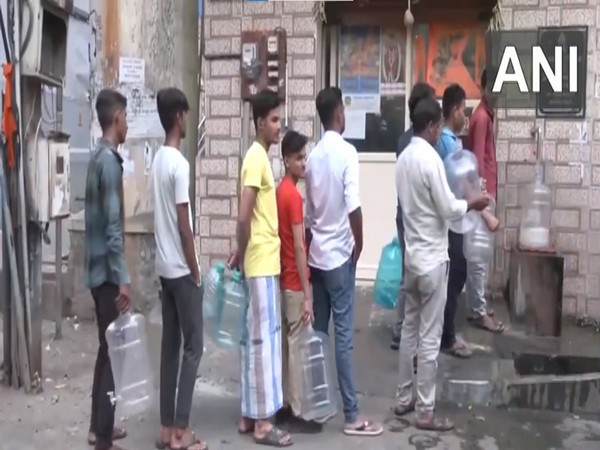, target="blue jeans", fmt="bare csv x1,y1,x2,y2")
311,258,358,423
